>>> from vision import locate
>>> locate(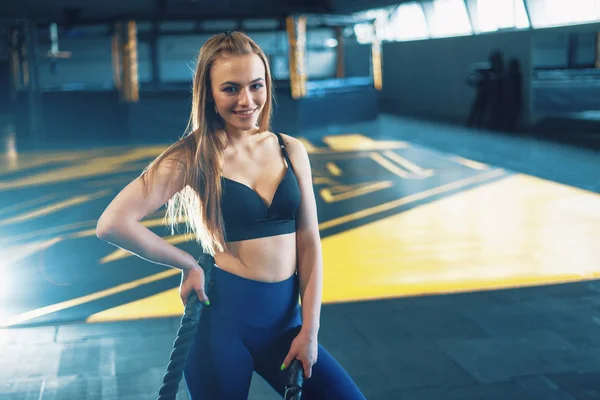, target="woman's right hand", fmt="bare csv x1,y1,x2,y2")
180,266,210,307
